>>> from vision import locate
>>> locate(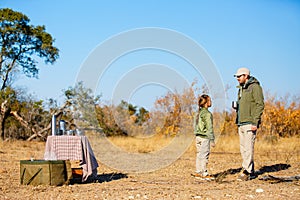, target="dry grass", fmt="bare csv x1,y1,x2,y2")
105,135,174,153
0,140,44,160
97,133,299,157
2,133,299,164
109,133,300,175
1,134,299,200
86,131,300,169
